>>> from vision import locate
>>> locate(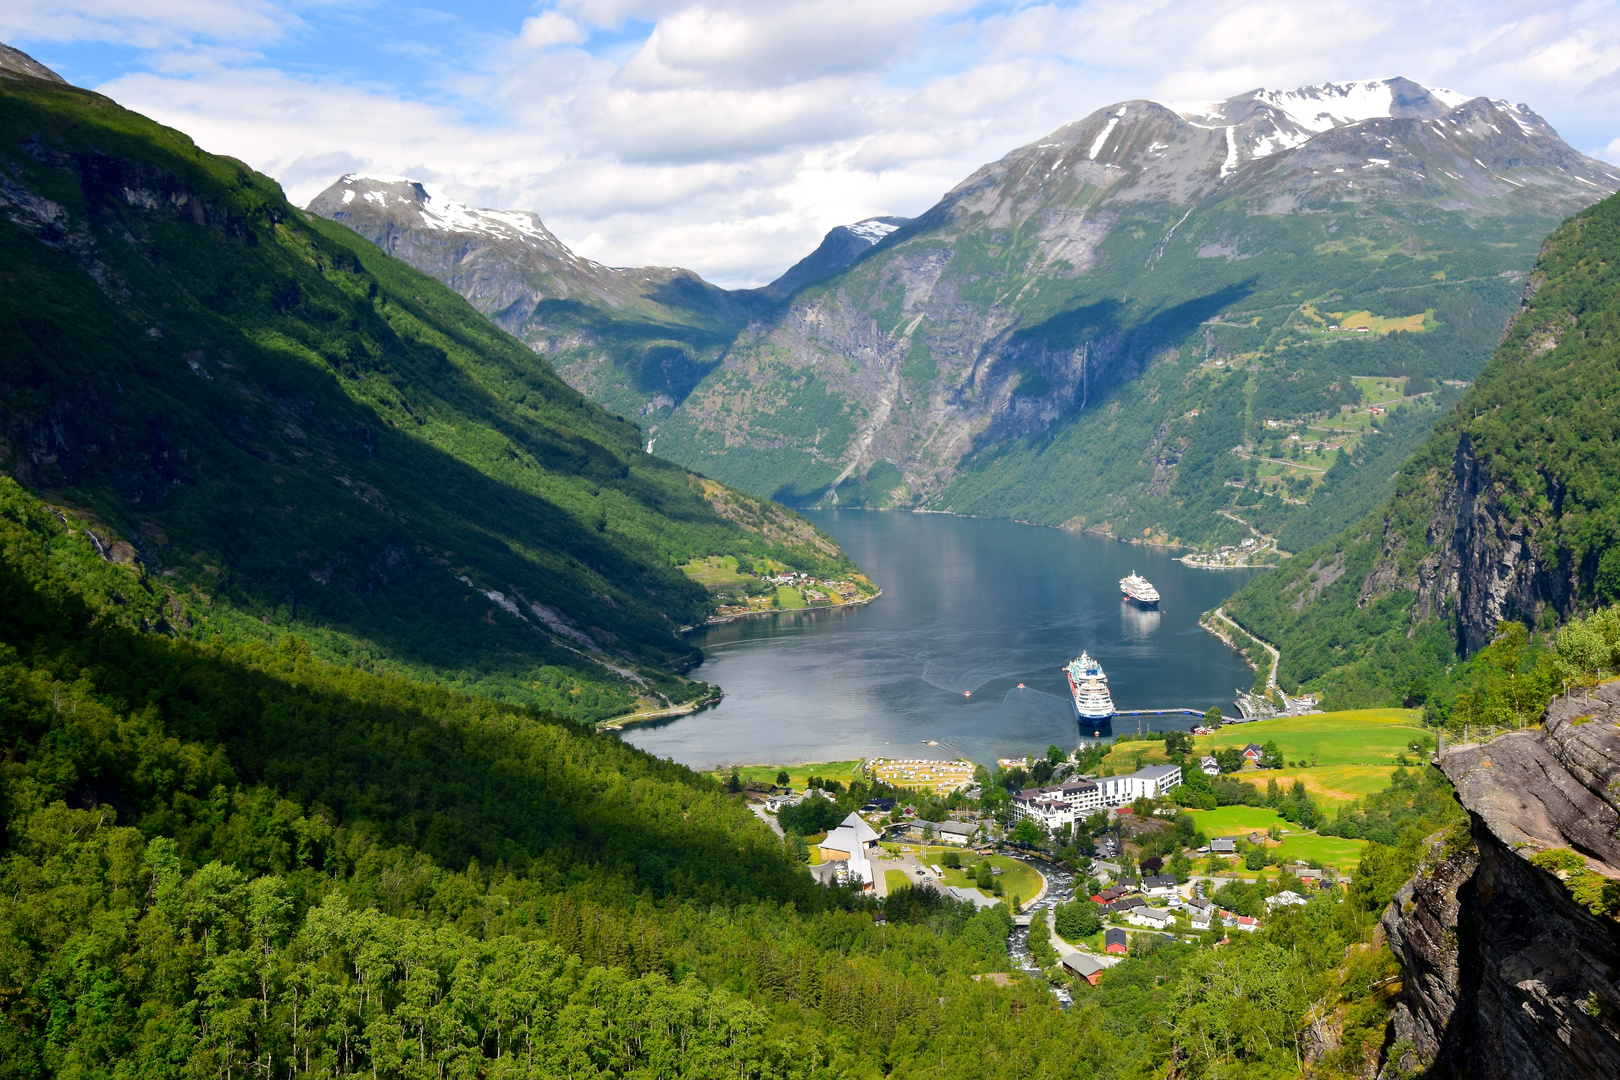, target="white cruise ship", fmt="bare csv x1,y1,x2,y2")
1120,571,1160,607
1064,651,1116,720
